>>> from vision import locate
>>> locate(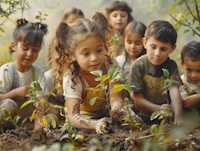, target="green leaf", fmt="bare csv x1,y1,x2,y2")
183,29,190,35
150,111,160,121
60,134,70,141
150,124,158,134
108,66,121,81
90,70,102,77
171,8,179,13
171,1,183,9
161,110,173,116
95,77,101,81
20,118,27,126
178,19,185,25
0,28,5,32
32,72,37,81
196,0,200,3
33,81,42,91
162,68,169,78
192,18,196,25
49,92,56,96
112,84,132,93
121,123,130,126
171,80,179,84
196,27,200,32
89,97,98,106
